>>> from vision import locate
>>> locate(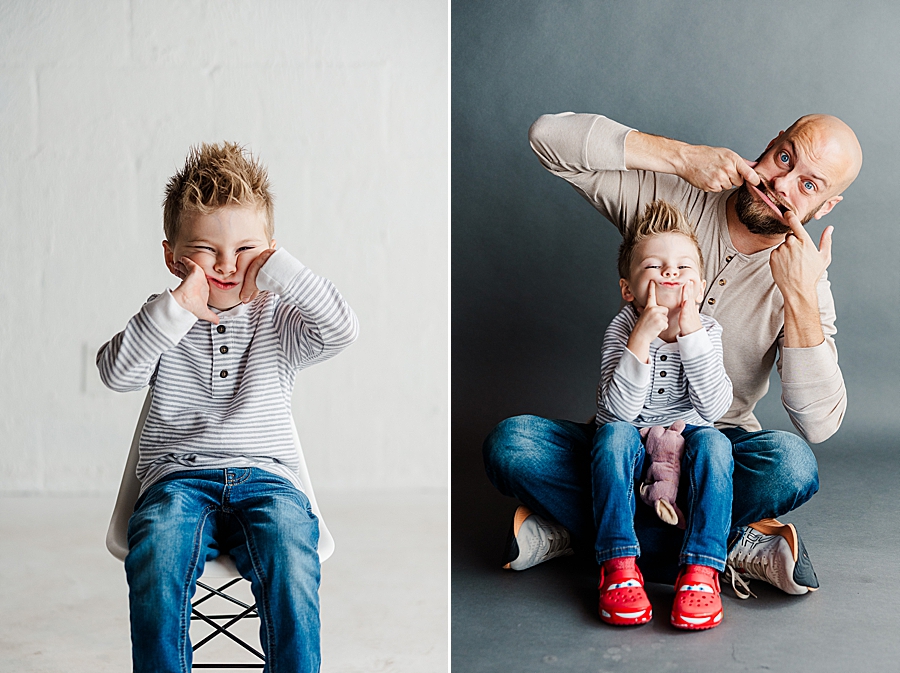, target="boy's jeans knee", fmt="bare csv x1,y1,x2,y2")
125,468,321,673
